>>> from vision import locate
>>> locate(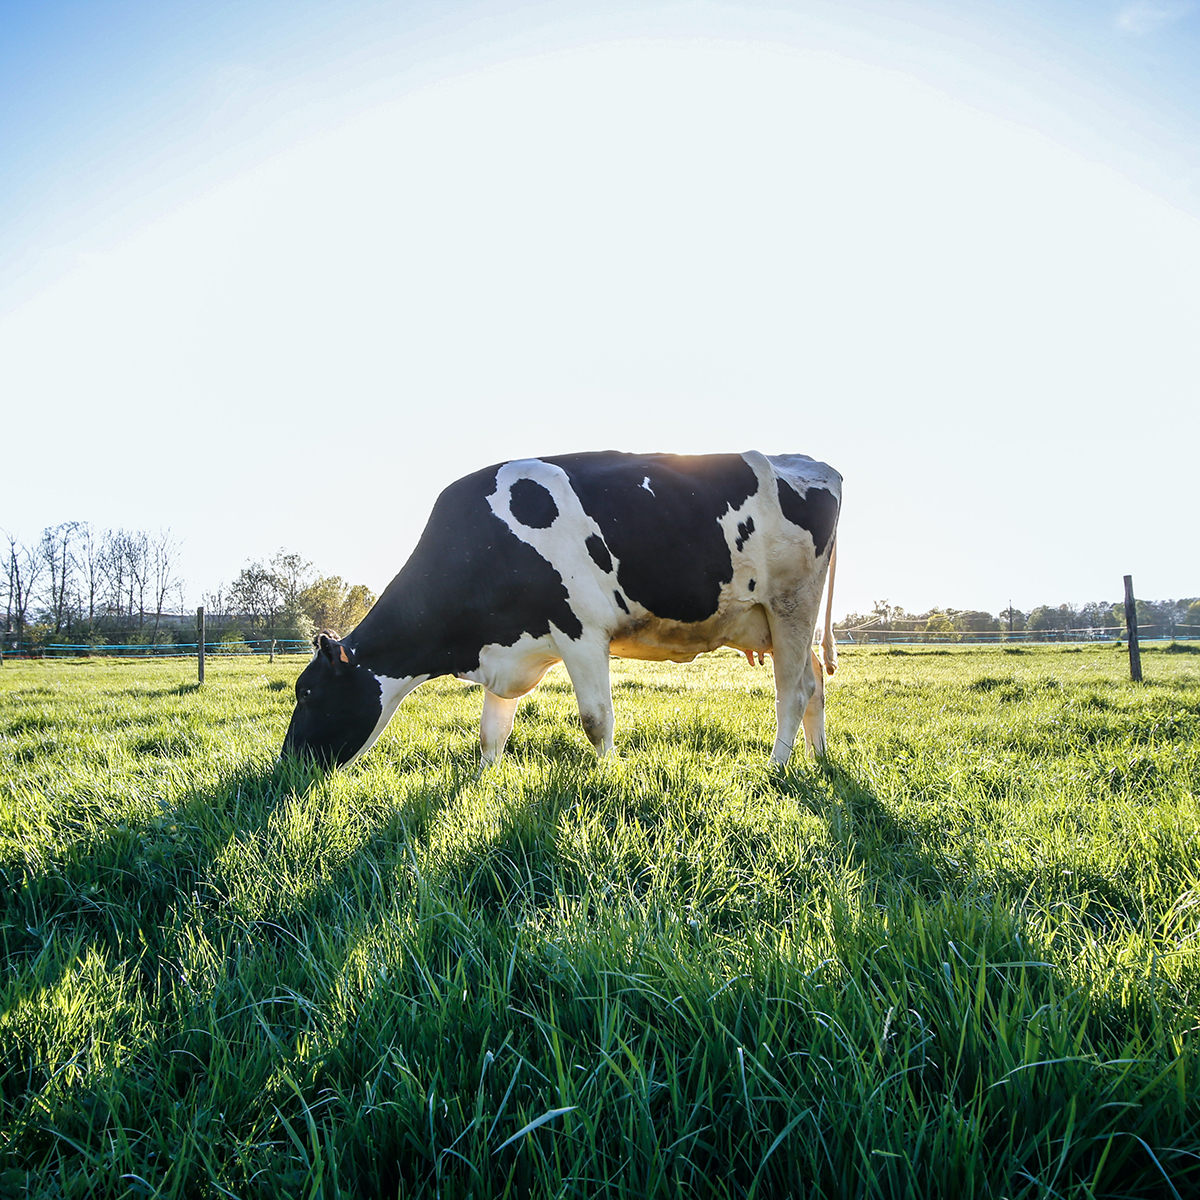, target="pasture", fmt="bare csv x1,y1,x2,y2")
1,645,1198,1198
